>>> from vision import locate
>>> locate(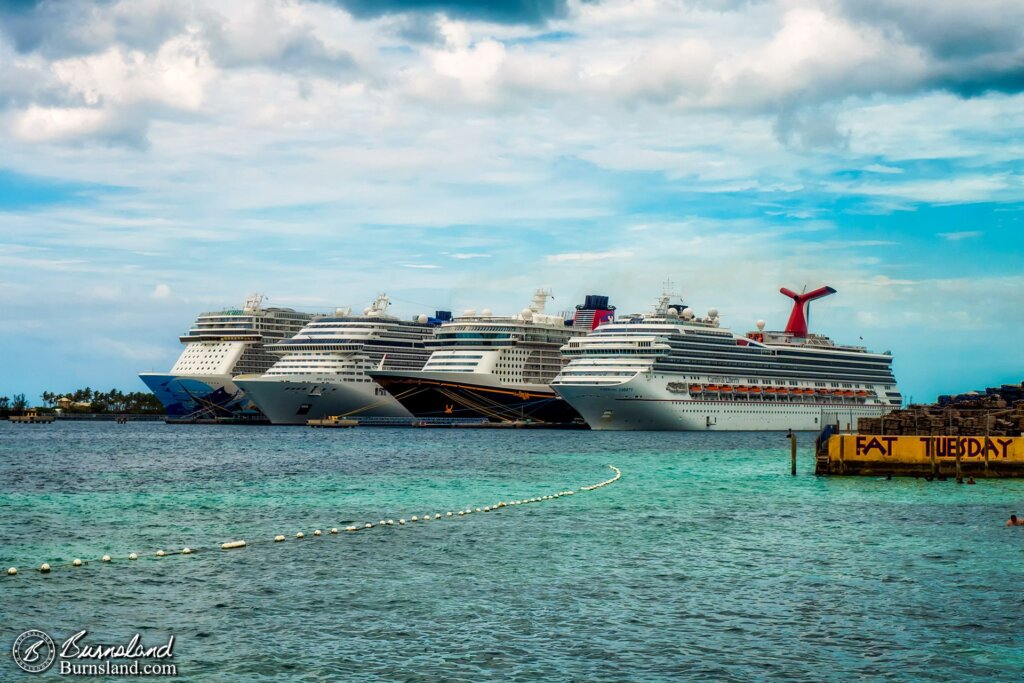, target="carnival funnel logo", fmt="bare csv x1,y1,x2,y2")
12,629,56,673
